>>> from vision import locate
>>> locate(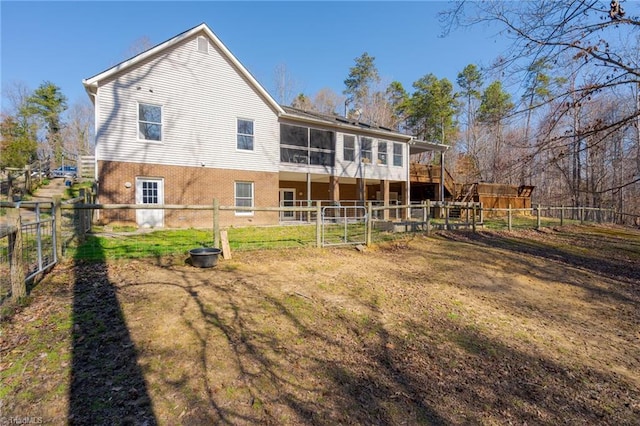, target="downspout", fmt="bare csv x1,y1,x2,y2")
406,140,411,219
440,150,445,203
